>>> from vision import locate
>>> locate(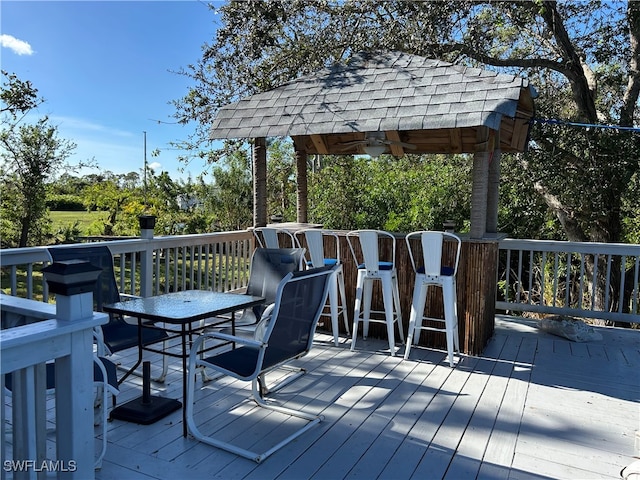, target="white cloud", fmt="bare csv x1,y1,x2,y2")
50,115,134,138
0,34,34,55
148,162,162,171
